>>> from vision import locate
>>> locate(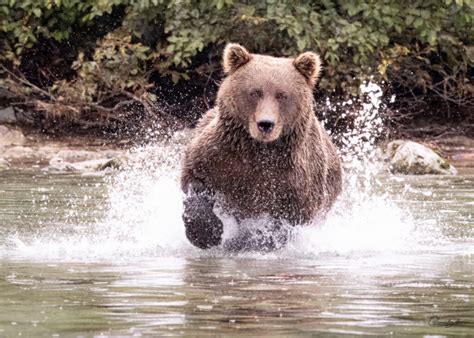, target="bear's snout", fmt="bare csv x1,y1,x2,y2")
250,112,282,143
250,97,282,142
257,120,274,133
